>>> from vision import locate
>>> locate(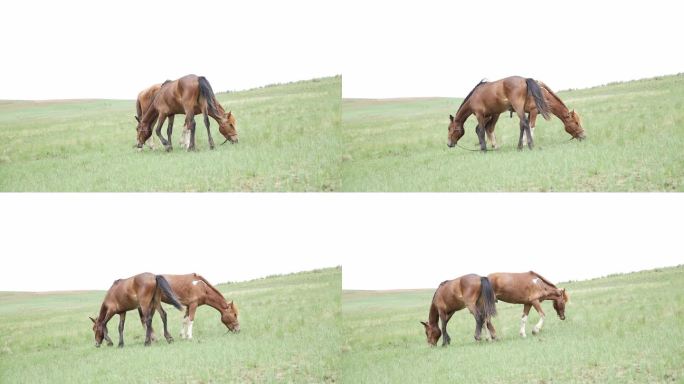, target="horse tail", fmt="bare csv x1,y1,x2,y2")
476,276,497,323
526,78,550,120
155,275,183,311
198,76,220,117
